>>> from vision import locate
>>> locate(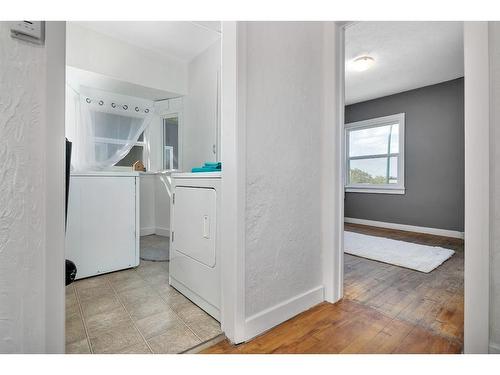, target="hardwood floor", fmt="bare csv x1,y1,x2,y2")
202,223,464,354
